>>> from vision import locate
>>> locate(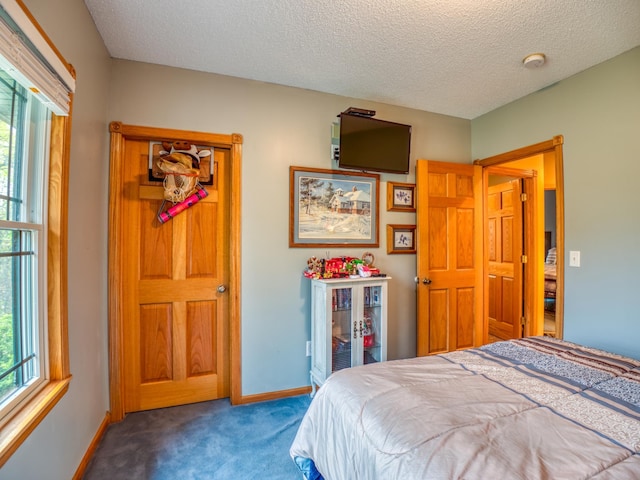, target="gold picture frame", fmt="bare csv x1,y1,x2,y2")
289,166,380,247
387,224,416,254
387,181,416,212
